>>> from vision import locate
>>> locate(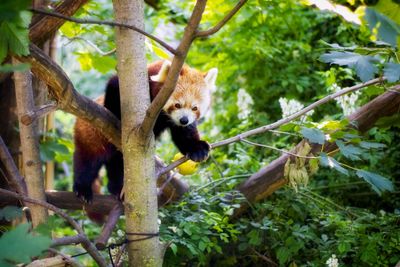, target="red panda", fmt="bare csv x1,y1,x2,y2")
73,60,218,202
